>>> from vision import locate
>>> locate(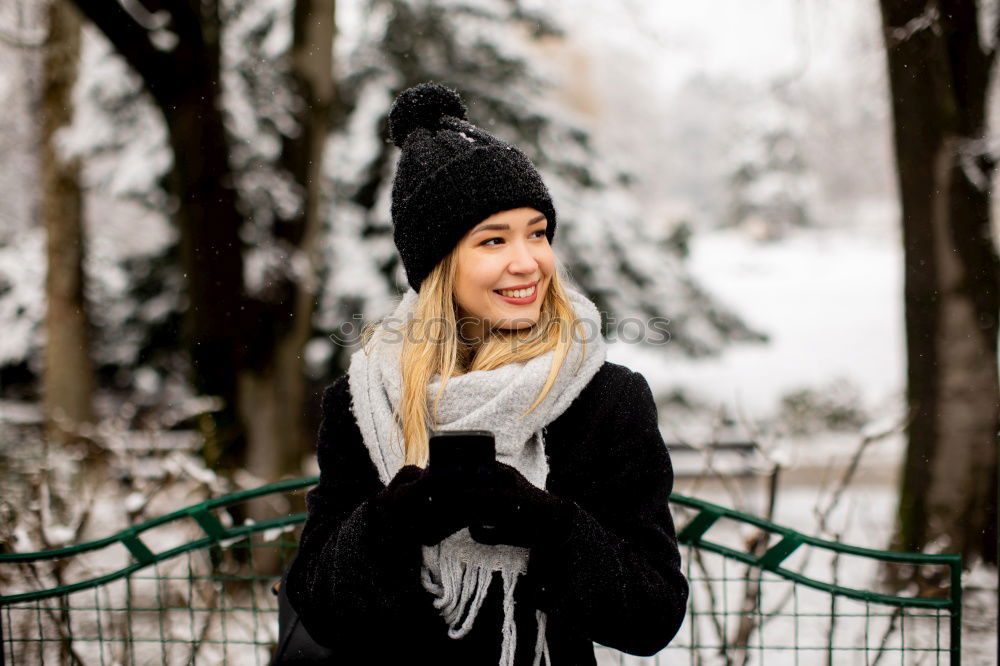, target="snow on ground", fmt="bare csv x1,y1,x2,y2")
609,226,905,420
962,564,1000,666
601,220,910,539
